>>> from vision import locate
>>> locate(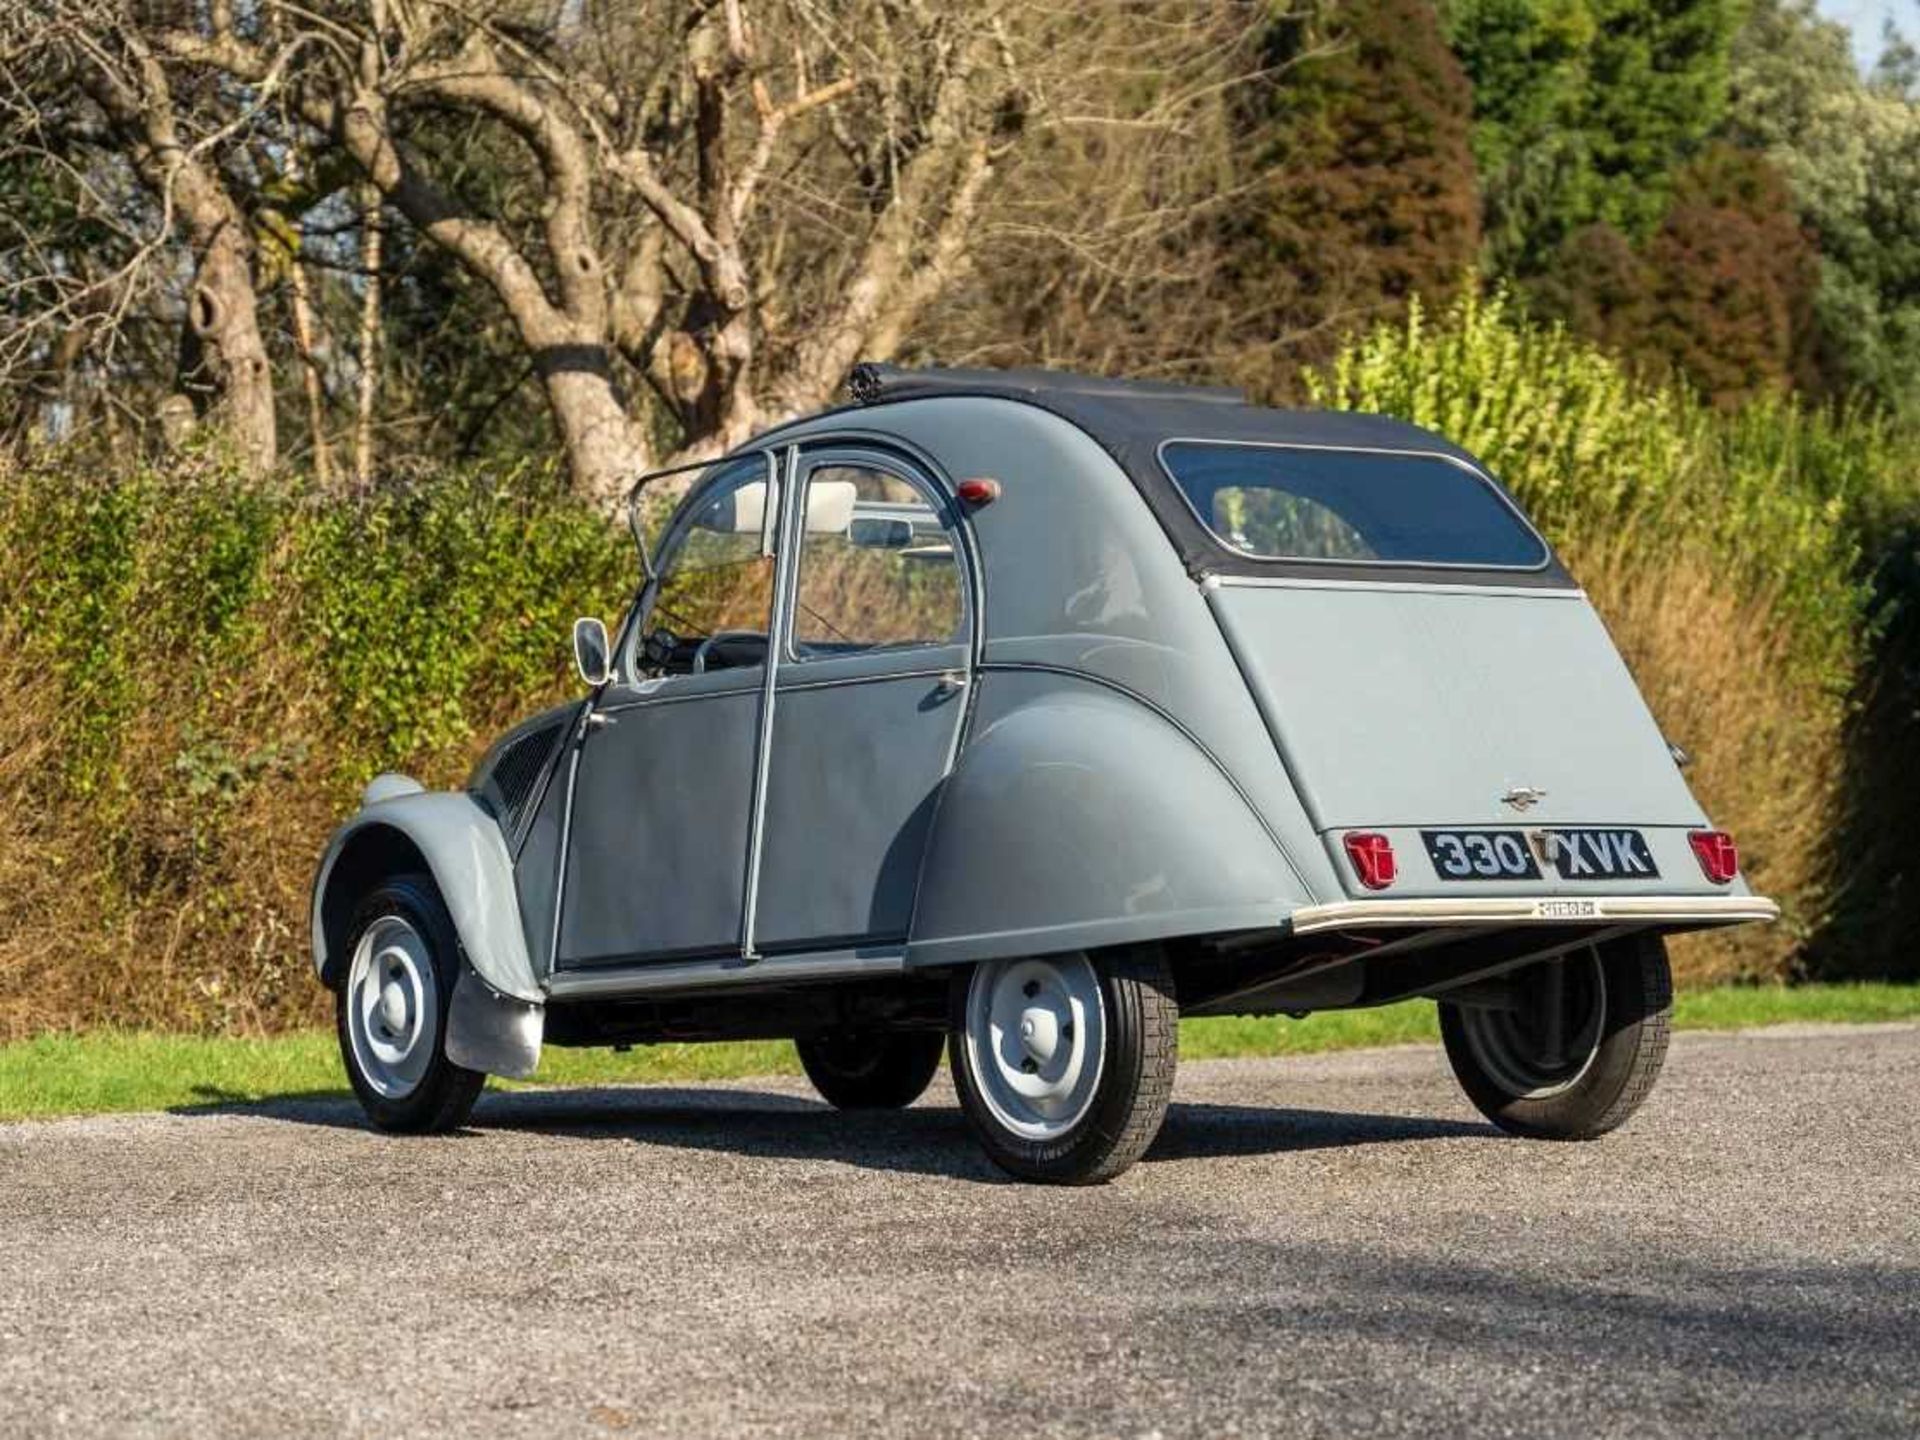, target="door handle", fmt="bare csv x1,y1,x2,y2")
585,711,616,730
935,672,969,698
